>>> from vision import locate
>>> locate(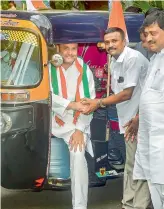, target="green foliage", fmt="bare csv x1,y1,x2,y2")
133,1,151,13
52,0,85,10
123,0,164,13
149,0,164,9
0,0,85,11
98,5,108,11
77,1,85,10
1,1,9,10
54,1,73,10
